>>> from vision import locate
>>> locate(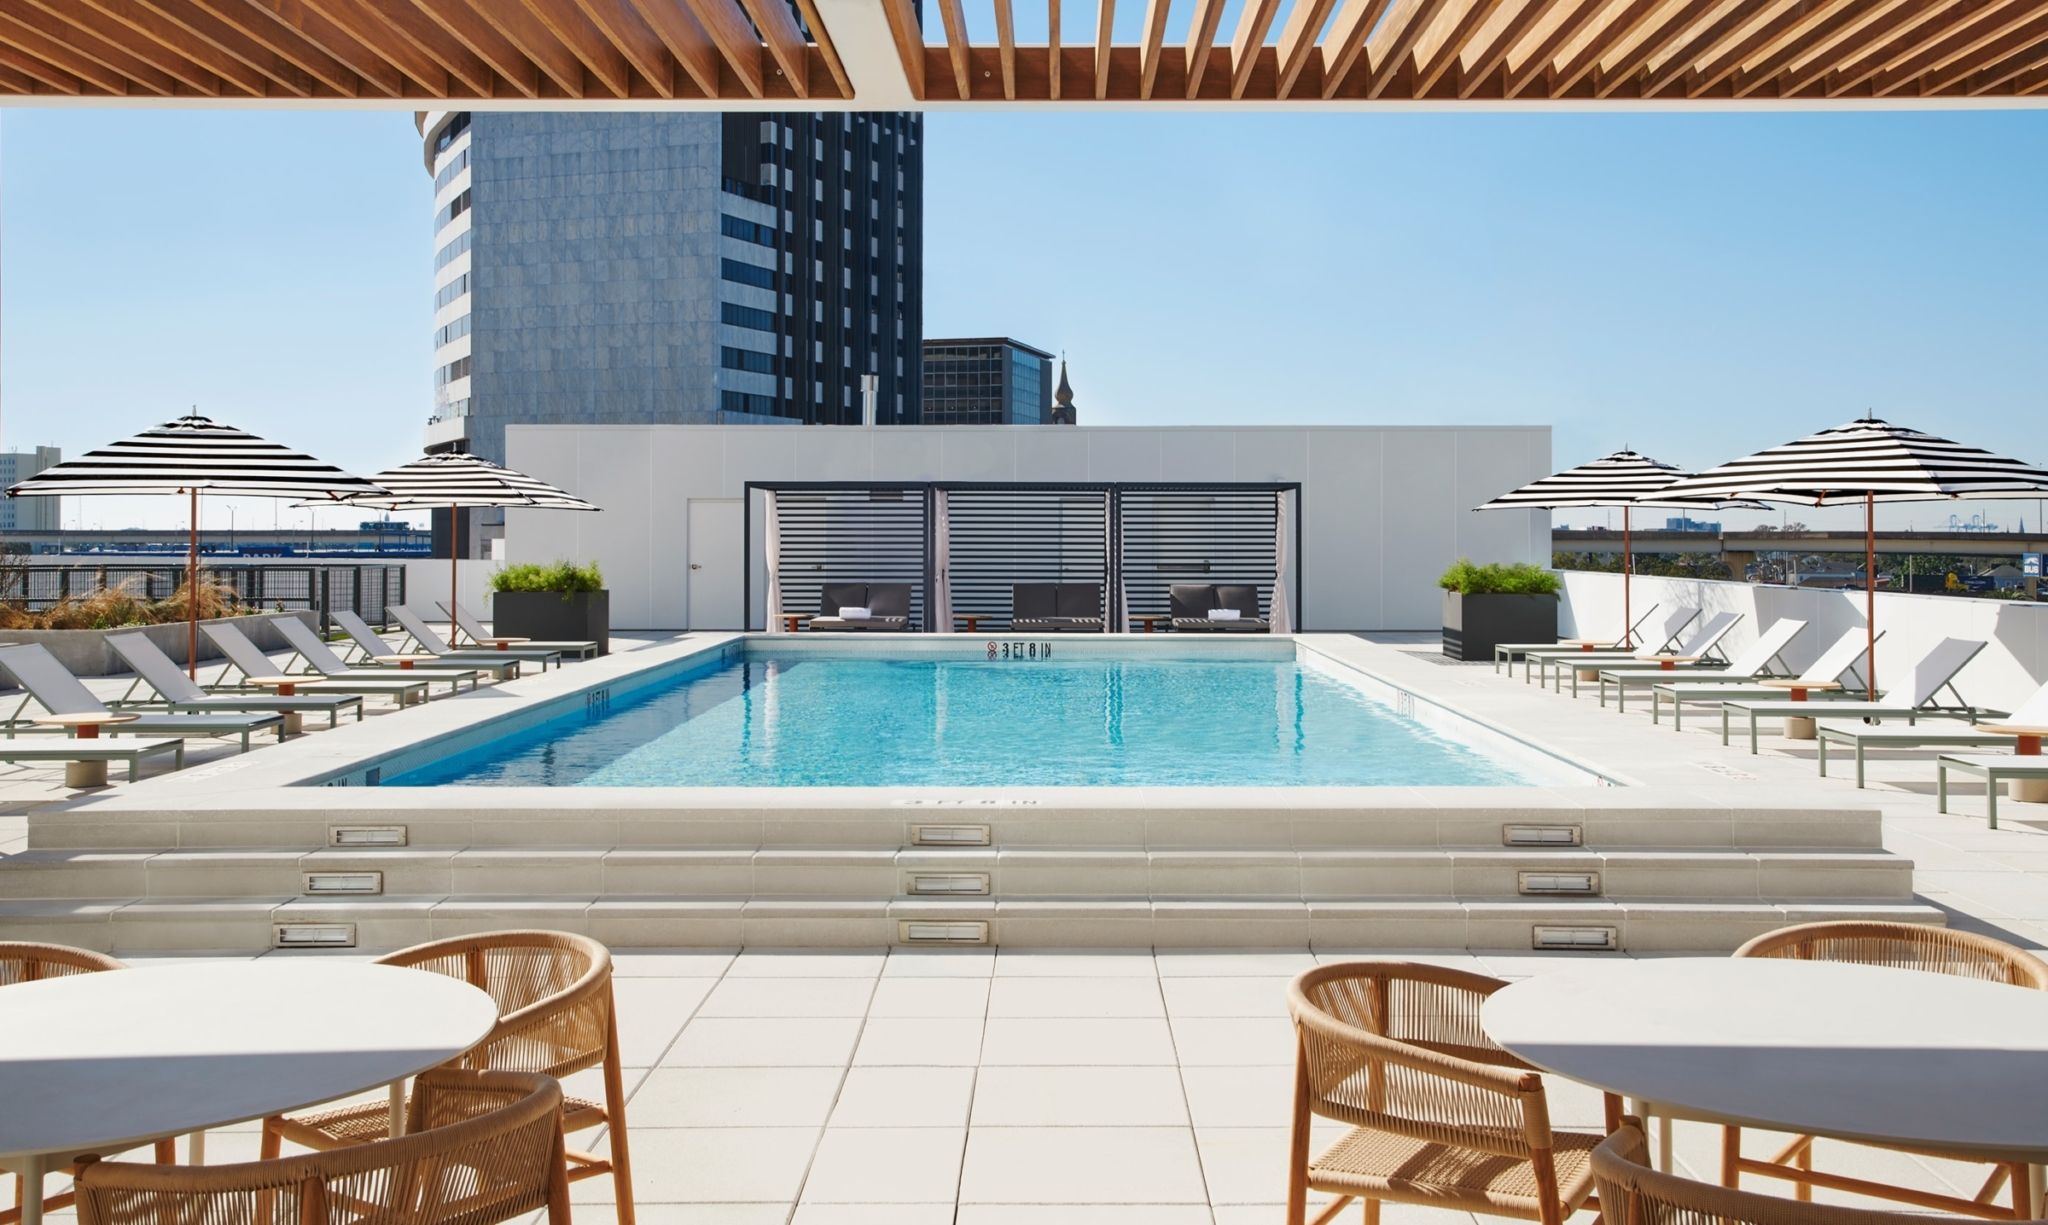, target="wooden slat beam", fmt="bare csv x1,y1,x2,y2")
1965,32,2048,88
1636,0,1779,97
1501,0,1609,96
789,0,849,96
1821,0,2001,93
674,0,762,95
1361,0,1451,95
1592,0,1728,96
1048,0,1059,95
131,0,321,94
280,0,446,93
1137,0,1167,95
328,0,490,94
237,0,414,95
1094,0,1113,96
23,0,224,90
568,0,673,94
468,0,591,93
69,0,269,92
188,0,365,94
1413,0,1508,96
1546,0,1668,96
1182,0,1223,93
1864,0,2042,92
521,0,632,96
0,39,83,86
1775,0,1946,95
0,57,37,87
1684,0,1854,95
0,12,116,86
735,0,807,94
1273,0,1338,94
996,0,1016,96
874,0,923,97
622,0,720,94
1731,0,1914,94
0,0,177,91
1228,0,1283,94
934,0,969,96
1457,0,1568,95
1321,0,1397,94
410,0,576,93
